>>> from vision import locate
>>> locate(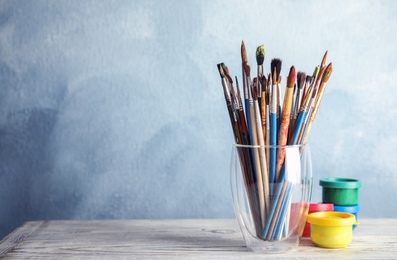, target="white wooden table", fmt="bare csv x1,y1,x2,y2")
0,219,395,259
